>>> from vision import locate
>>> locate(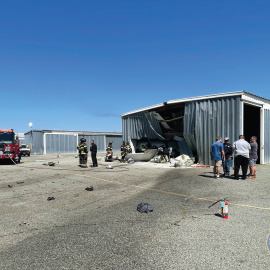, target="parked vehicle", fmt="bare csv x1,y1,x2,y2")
0,129,19,162
19,144,31,156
